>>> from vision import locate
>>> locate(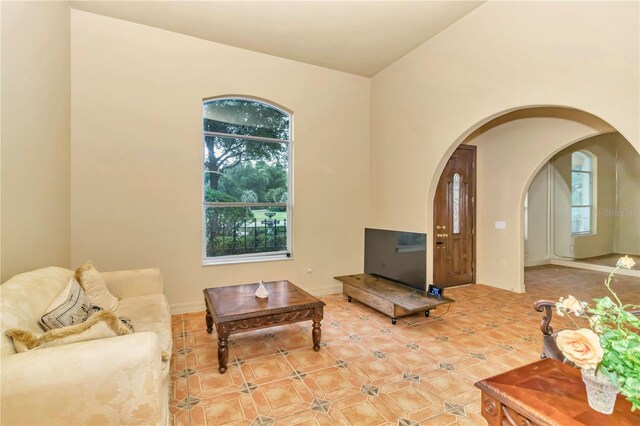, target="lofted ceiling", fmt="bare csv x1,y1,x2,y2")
70,1,485,77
